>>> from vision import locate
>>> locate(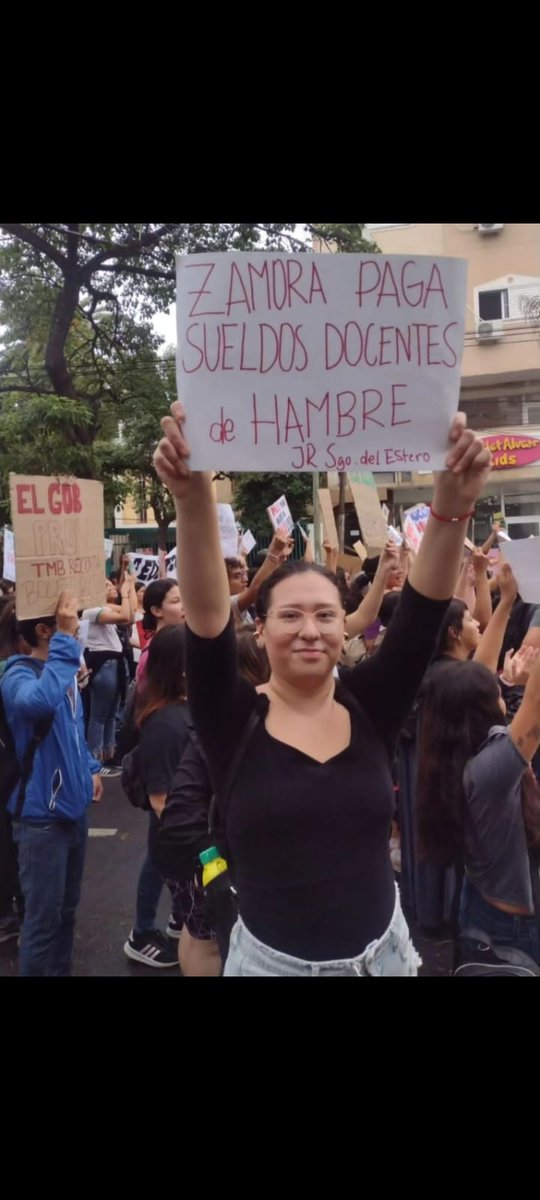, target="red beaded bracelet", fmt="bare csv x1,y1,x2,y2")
429,505,474,523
